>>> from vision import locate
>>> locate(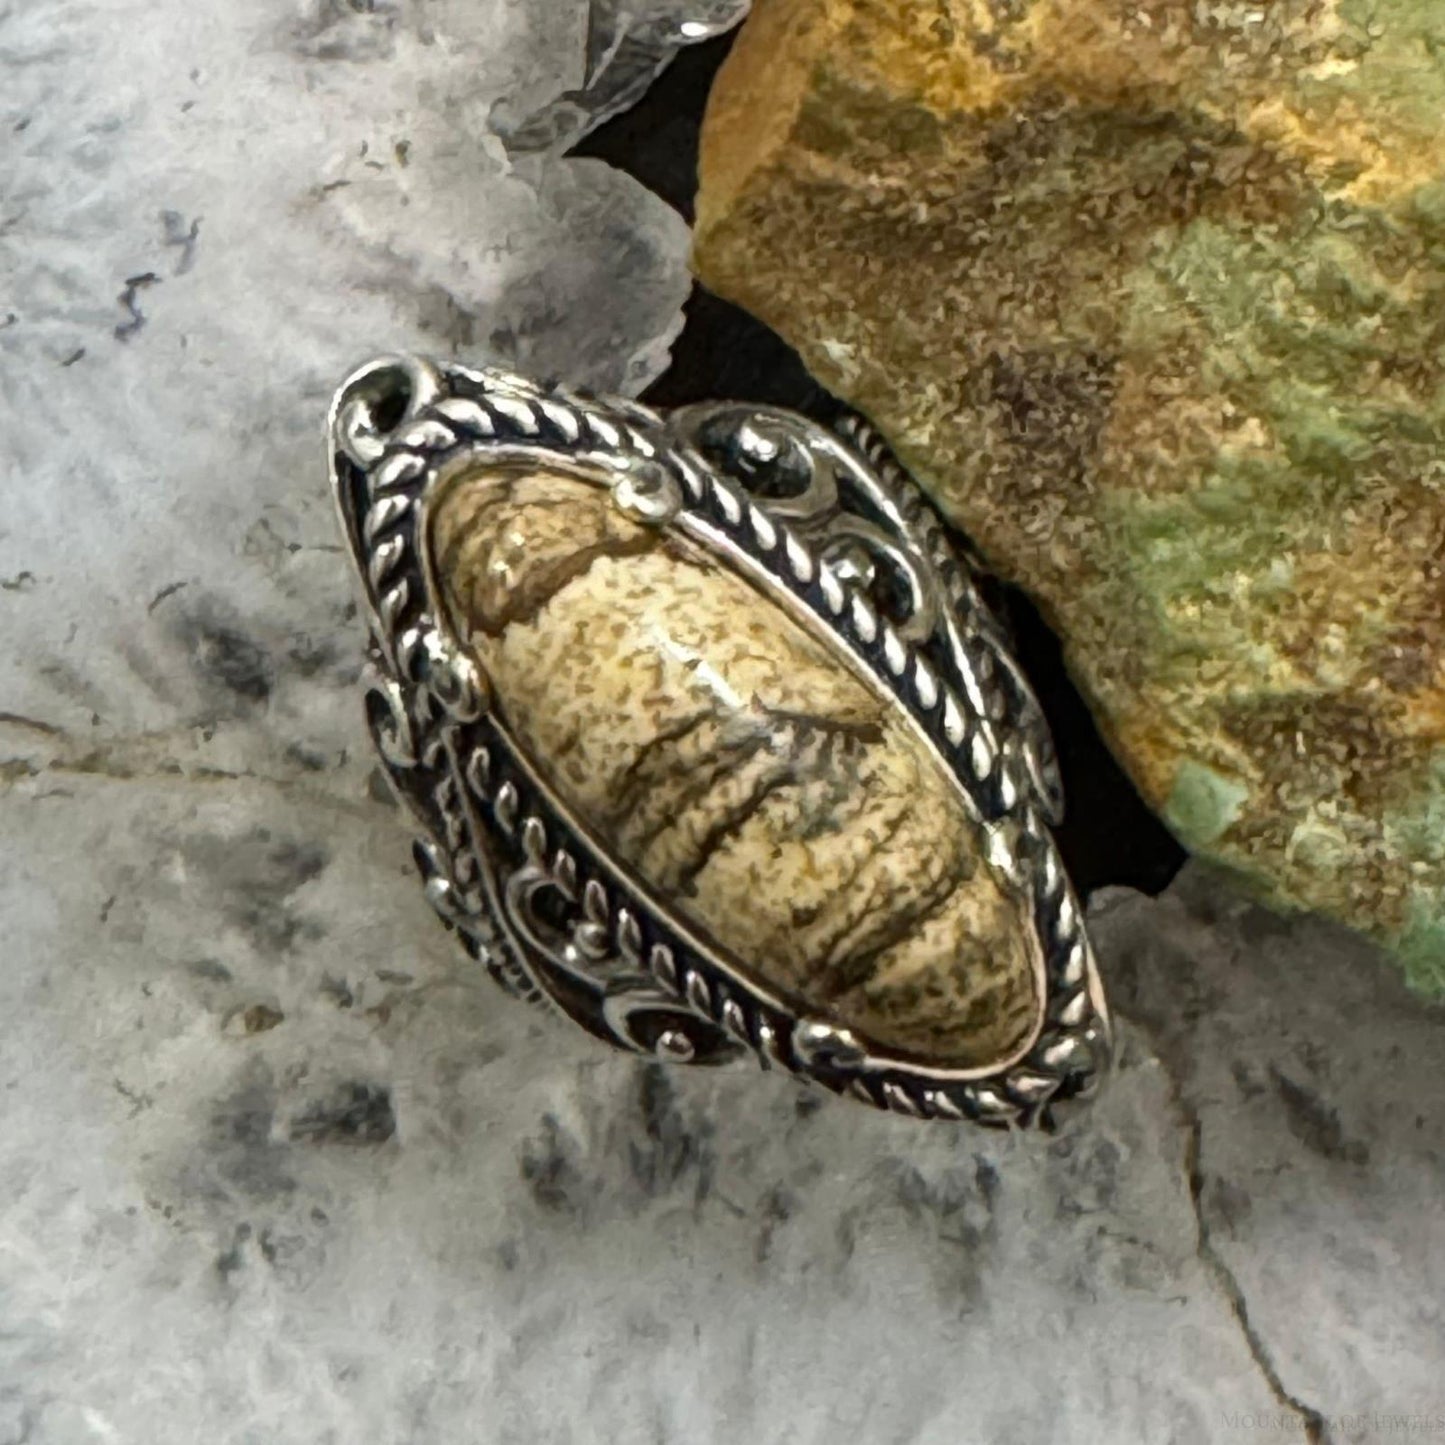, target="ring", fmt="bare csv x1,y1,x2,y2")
328,354,1111,1129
